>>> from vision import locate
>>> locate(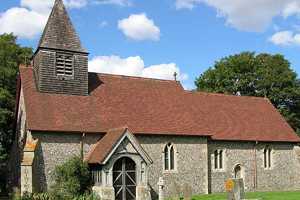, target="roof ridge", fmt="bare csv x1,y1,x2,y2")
91,72,181,83
22,64,179,84
186,90,269,101
106,126,128,133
